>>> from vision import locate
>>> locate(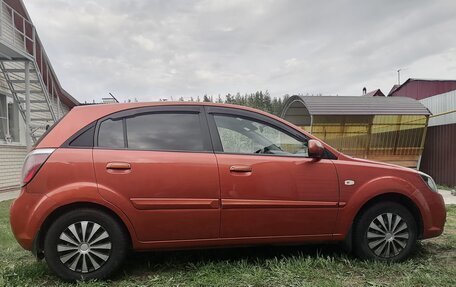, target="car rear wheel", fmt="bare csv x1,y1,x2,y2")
353,202,417,262
44,208,128,281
